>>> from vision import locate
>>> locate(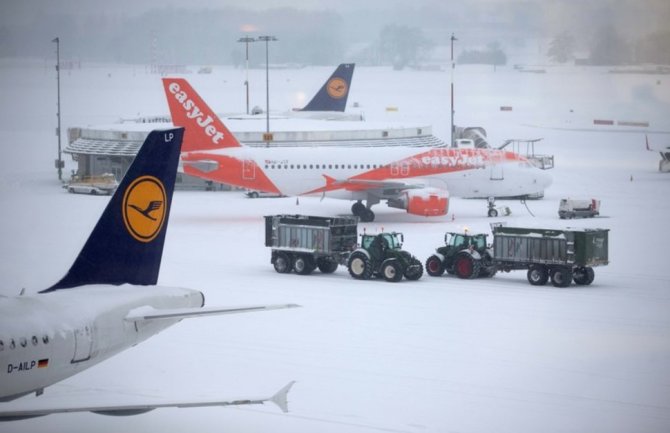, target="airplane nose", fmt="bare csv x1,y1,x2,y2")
539,170,553,189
